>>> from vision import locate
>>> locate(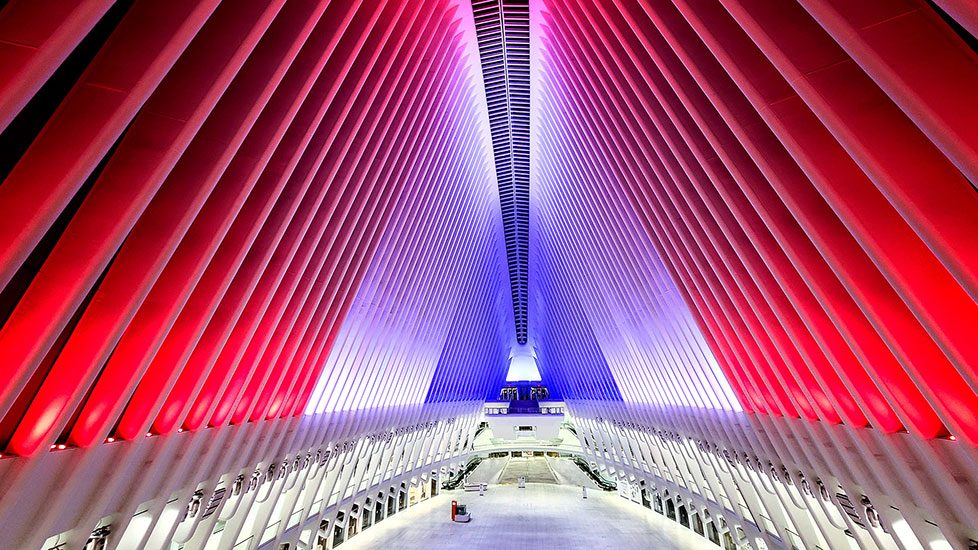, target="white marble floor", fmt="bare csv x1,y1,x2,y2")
496,457,557,484
544,456,598,487
343,483,719,549
465,457,509,485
